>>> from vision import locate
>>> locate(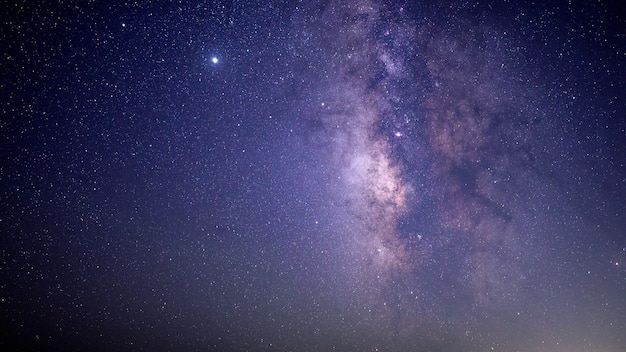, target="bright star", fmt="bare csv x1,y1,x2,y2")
211,57,219,64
